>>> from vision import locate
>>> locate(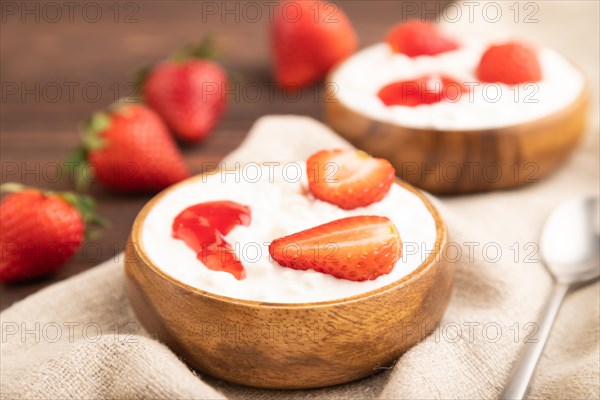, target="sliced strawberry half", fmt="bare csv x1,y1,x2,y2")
377,74,468,107
386,20,459,57
307,149,395,210
269,215,402,281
